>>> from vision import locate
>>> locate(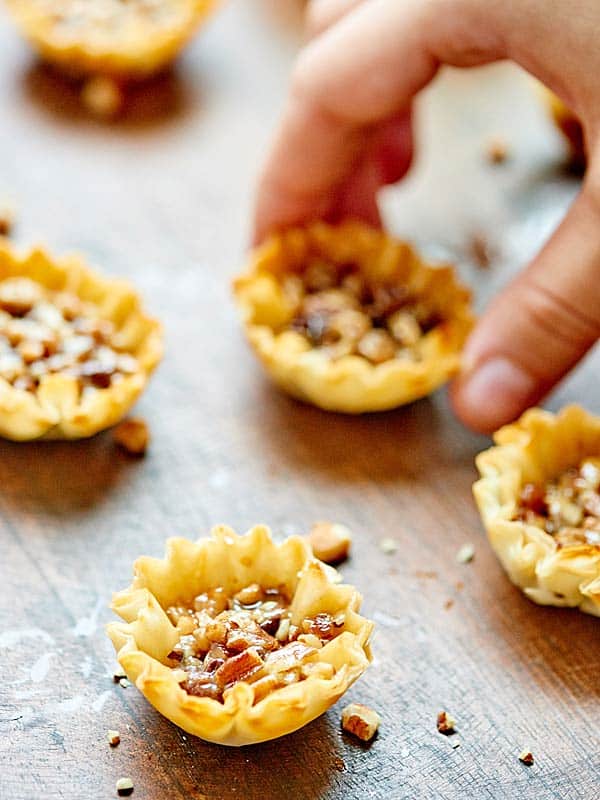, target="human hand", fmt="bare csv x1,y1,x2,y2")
253,0,600,433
